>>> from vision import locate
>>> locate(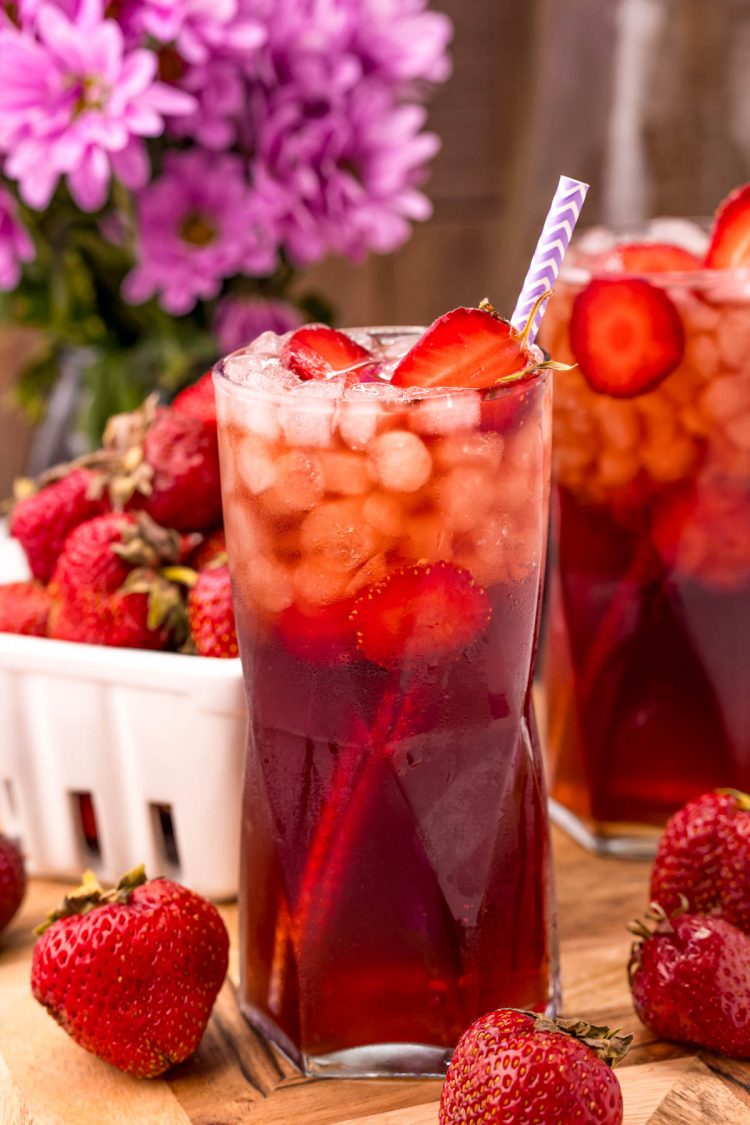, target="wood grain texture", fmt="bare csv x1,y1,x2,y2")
2,828,750,1122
